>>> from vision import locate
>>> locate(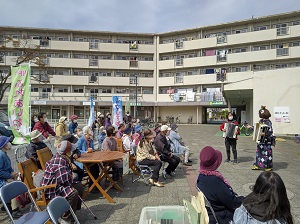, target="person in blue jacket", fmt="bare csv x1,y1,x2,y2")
0,136,22,217
75,126,99,188
68,114,78,134
196,146,243,224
